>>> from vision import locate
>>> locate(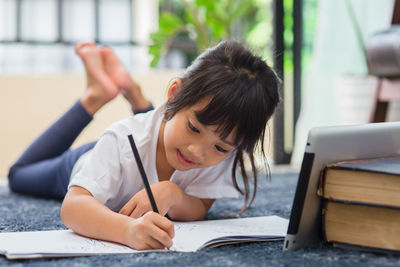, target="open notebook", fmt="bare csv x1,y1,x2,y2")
0,215,288,259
